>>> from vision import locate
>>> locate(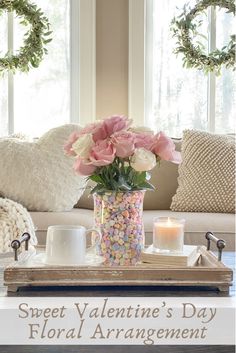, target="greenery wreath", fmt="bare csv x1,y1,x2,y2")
0,0,52,74
171,0,236,74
